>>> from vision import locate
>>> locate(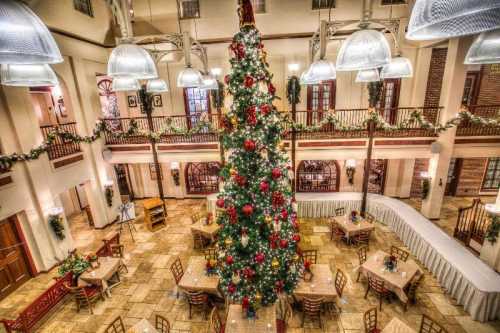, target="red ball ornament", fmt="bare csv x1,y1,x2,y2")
242,204,254,216
242,296,250,309
244,139,256,152
260,104,271,115
275,280,284,292
259,181,270,192
271,168,282,179
228,283,236,293
216,198,225,208
280,239,288,249
255,252,265,264
268,83,276,95
244,75,254,88
272,191,285,207
226,255,234,265
292,234,301,242
224,75,230,85
281,209,288,220
235,175,247,187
